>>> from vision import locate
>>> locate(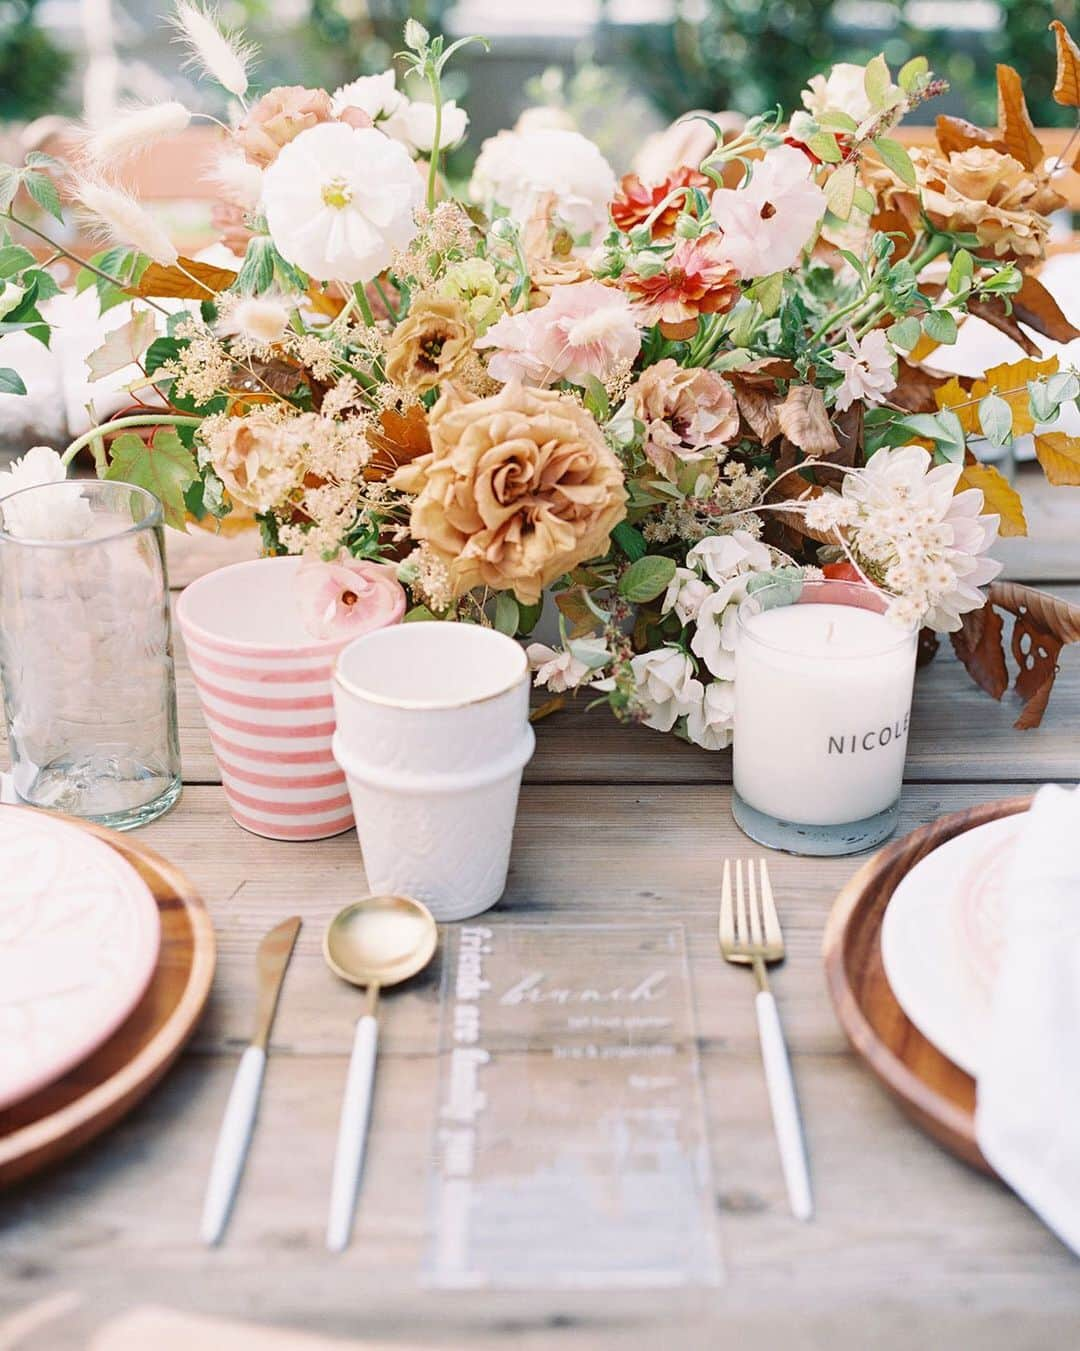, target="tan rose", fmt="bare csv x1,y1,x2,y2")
236,87,335,167
390,382,627,604
630,358,739,481
384,294,474,394
522,193,592,306
865,145,1064,261
207,411,306,511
